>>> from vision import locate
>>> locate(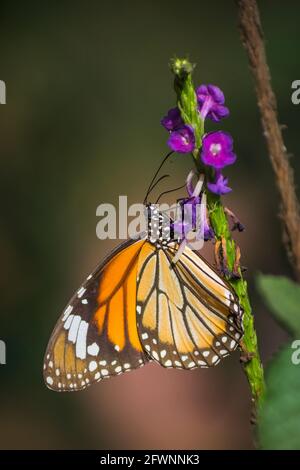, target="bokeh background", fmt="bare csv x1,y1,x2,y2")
0,0,299,450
